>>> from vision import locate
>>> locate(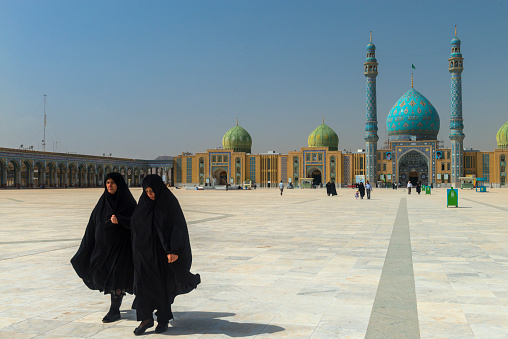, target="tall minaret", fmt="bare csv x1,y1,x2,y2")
364,31,379,184
449,26,464,187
